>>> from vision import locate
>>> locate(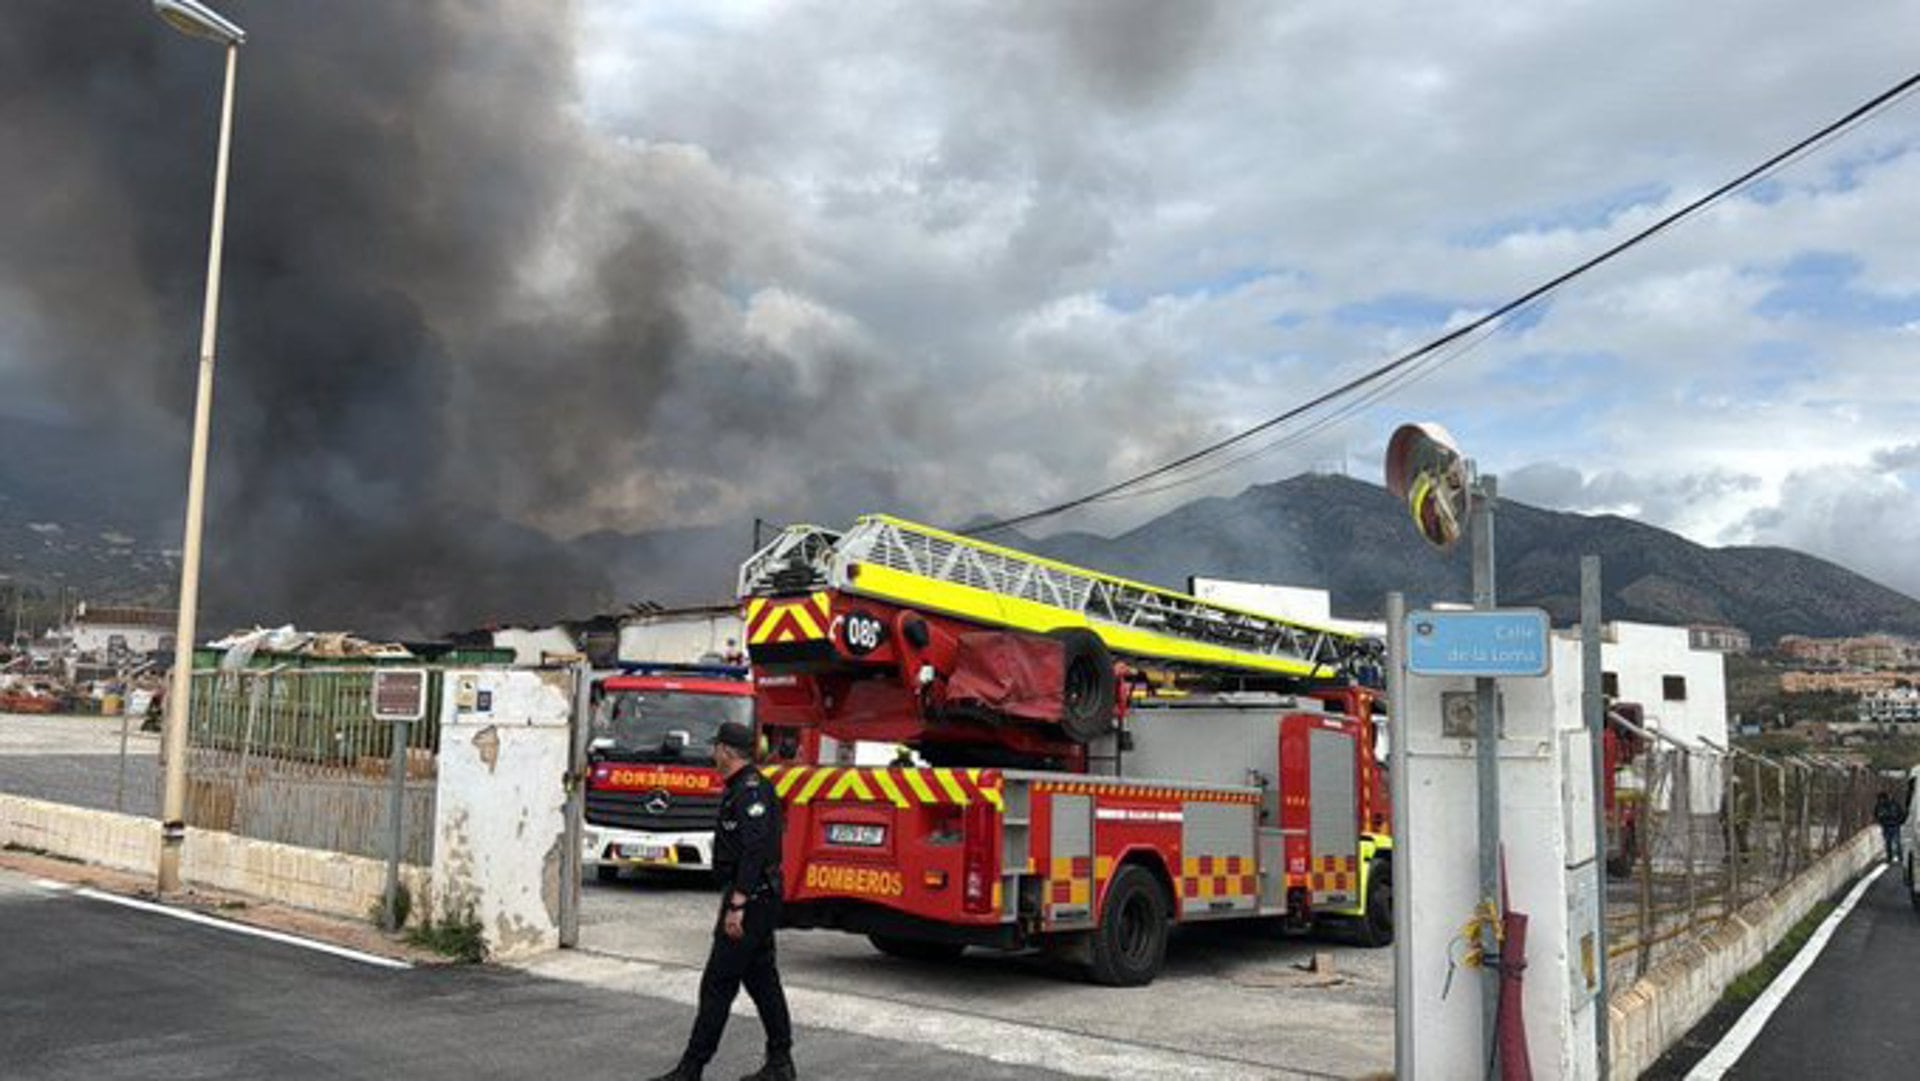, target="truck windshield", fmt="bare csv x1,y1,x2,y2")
592,690,753,763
